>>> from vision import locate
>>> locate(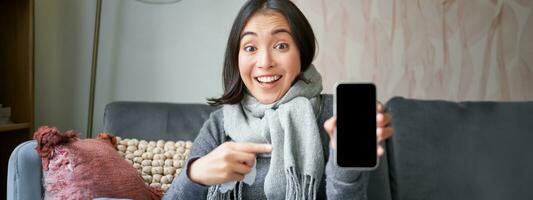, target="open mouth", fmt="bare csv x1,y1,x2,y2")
255,75,282,84
254,75,282,88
